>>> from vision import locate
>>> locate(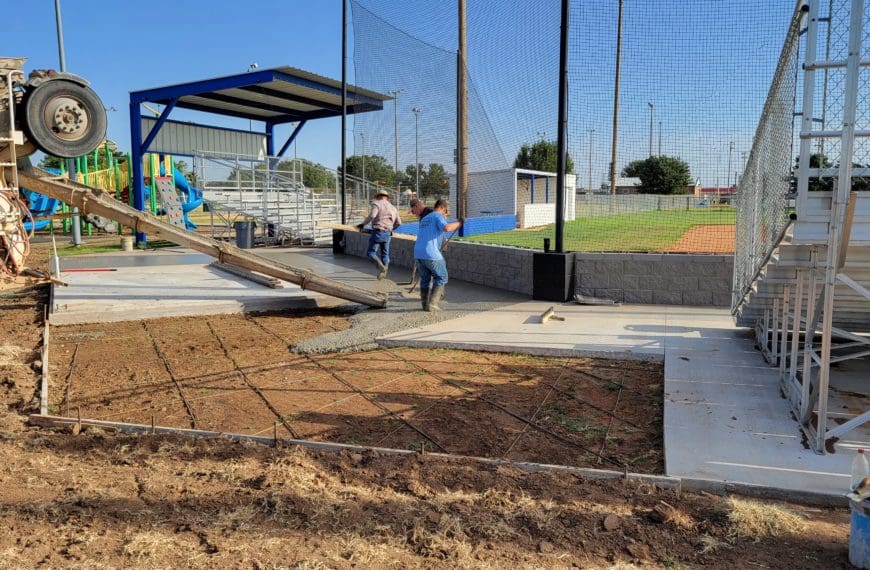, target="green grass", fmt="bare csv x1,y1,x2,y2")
462,208,735,252
55,238,180,257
